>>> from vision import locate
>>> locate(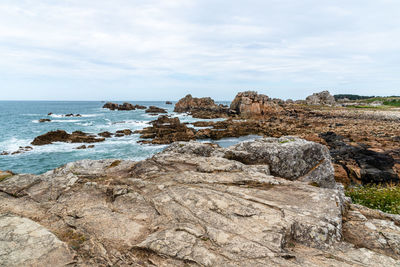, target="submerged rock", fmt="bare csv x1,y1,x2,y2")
39,118,51,123
1,138,400,266
165,101,173,105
